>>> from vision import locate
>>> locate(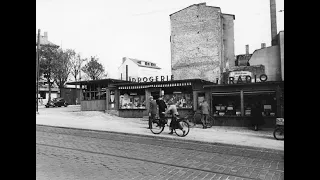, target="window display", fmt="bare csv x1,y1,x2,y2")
163,93,193,109
162,86,193,109
243,93,276,117
119,90,146,109
212,93,241,116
